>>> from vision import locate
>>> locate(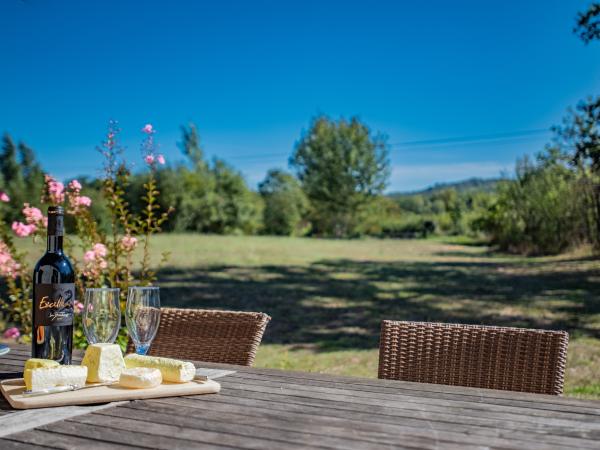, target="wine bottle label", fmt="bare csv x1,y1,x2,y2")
34,283,75,326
